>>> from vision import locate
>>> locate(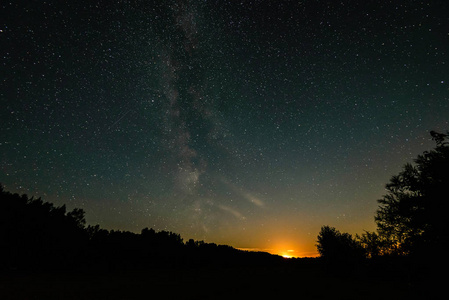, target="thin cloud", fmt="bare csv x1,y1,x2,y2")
220,177,266,208
218,205,246,220
244,192,265,208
